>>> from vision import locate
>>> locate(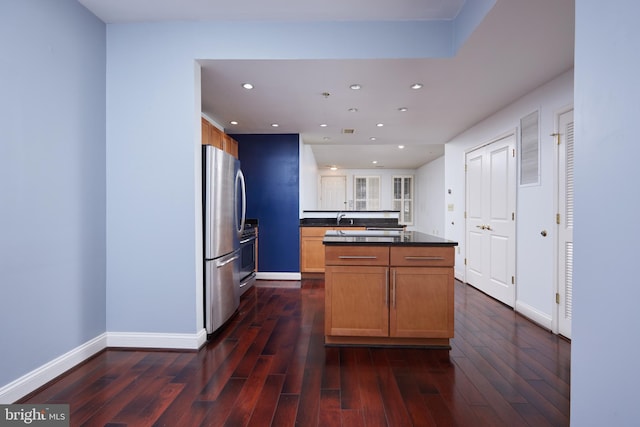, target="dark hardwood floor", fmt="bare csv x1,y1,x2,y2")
20,280,570,426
